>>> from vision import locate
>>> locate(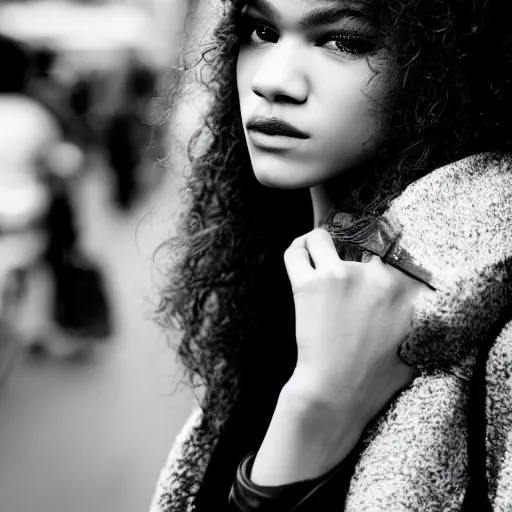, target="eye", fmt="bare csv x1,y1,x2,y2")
321,34,376,56
250,22,279,44
237,13,279,45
